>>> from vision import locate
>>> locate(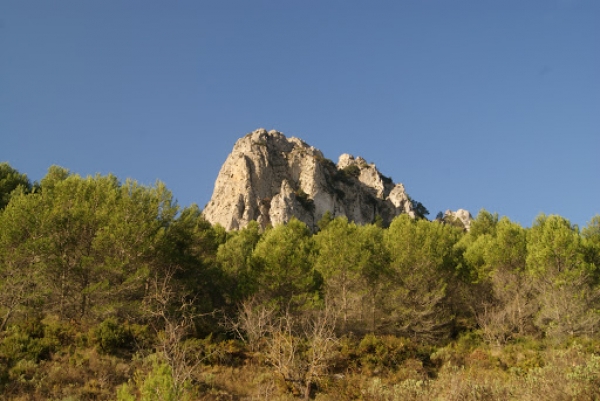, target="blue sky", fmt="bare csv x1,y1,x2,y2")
1,1,598,228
